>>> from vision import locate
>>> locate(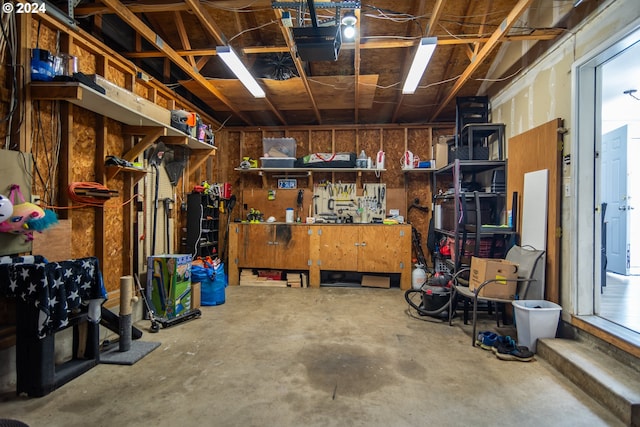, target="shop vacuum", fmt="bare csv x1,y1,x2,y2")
404,273,452,319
